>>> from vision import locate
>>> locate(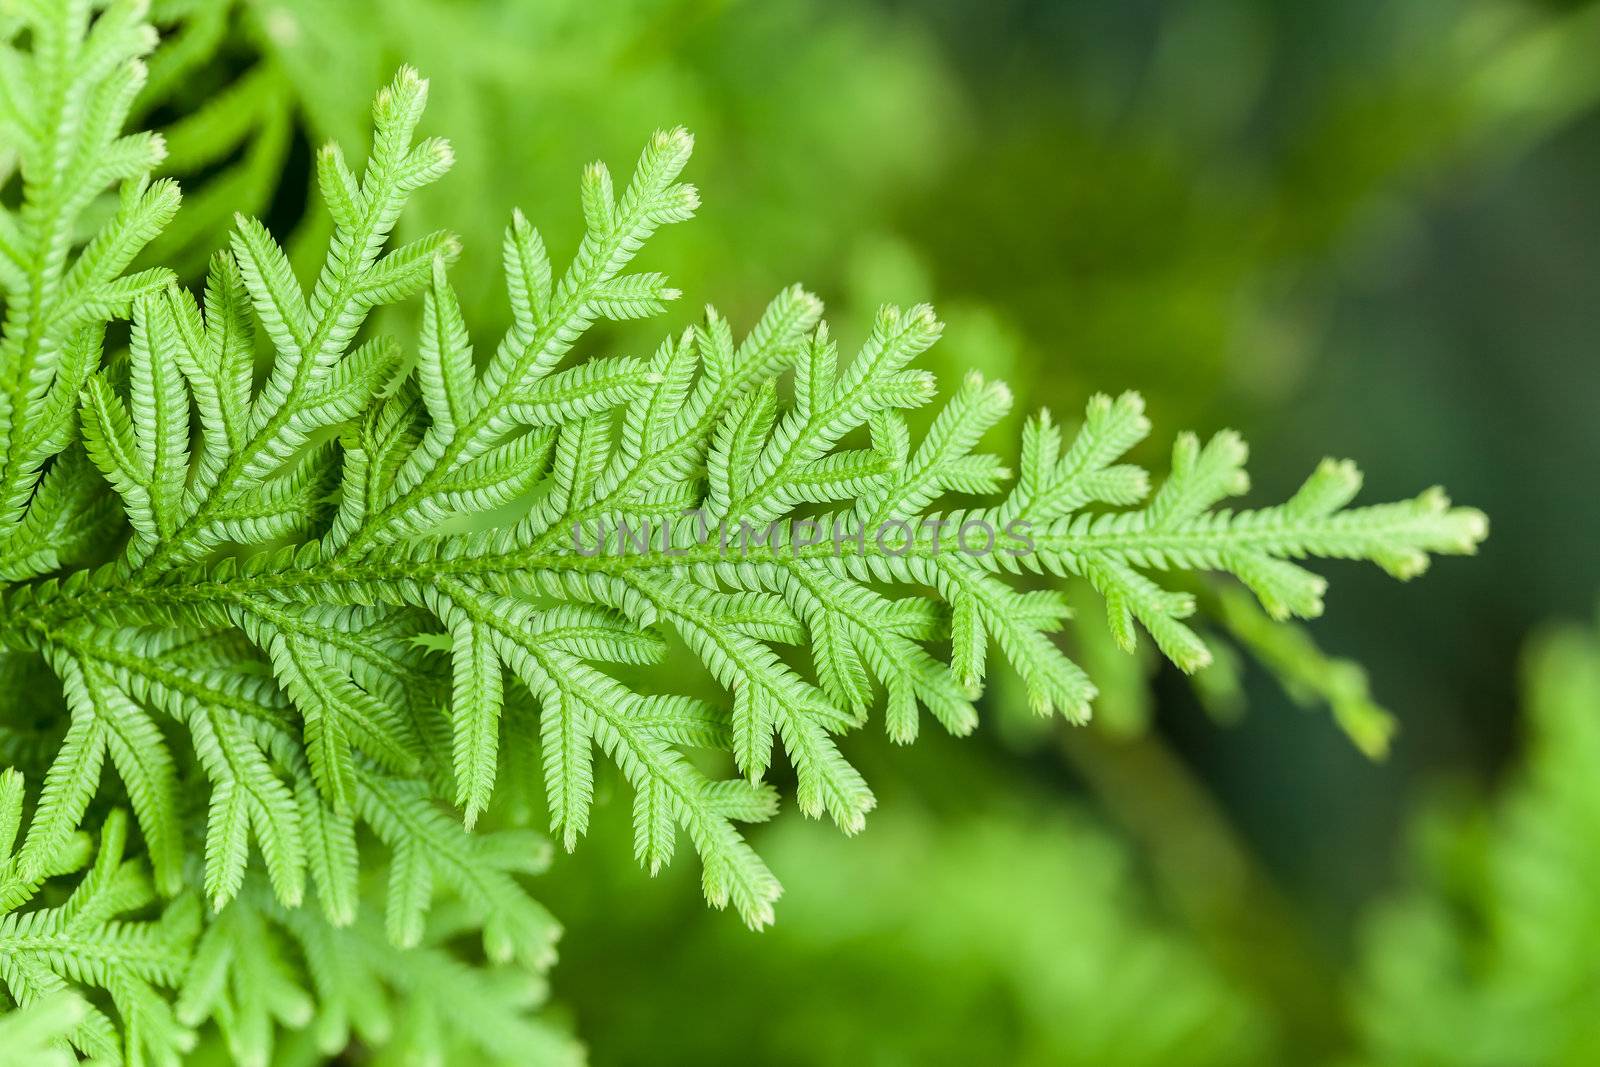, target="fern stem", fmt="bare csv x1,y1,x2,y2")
0,491,1481,649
